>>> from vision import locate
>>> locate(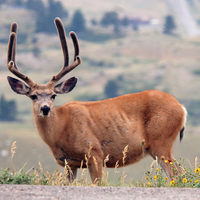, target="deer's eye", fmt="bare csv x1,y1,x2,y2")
51,94,57,100
30,95,38,100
